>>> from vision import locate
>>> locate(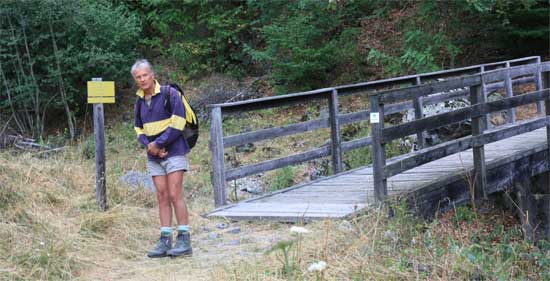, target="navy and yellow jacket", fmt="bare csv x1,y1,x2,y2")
134,81,190,162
